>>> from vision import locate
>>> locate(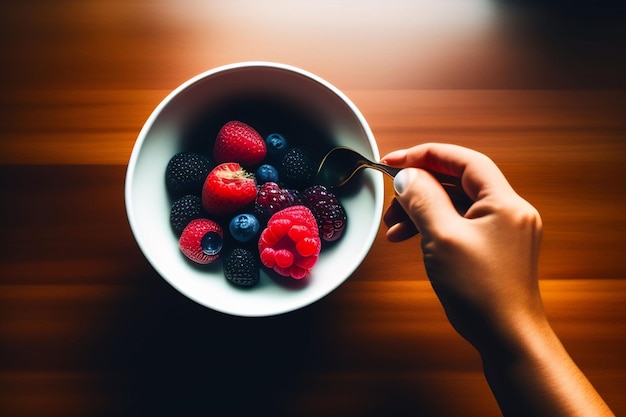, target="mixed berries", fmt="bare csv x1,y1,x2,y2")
166,120,348,288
